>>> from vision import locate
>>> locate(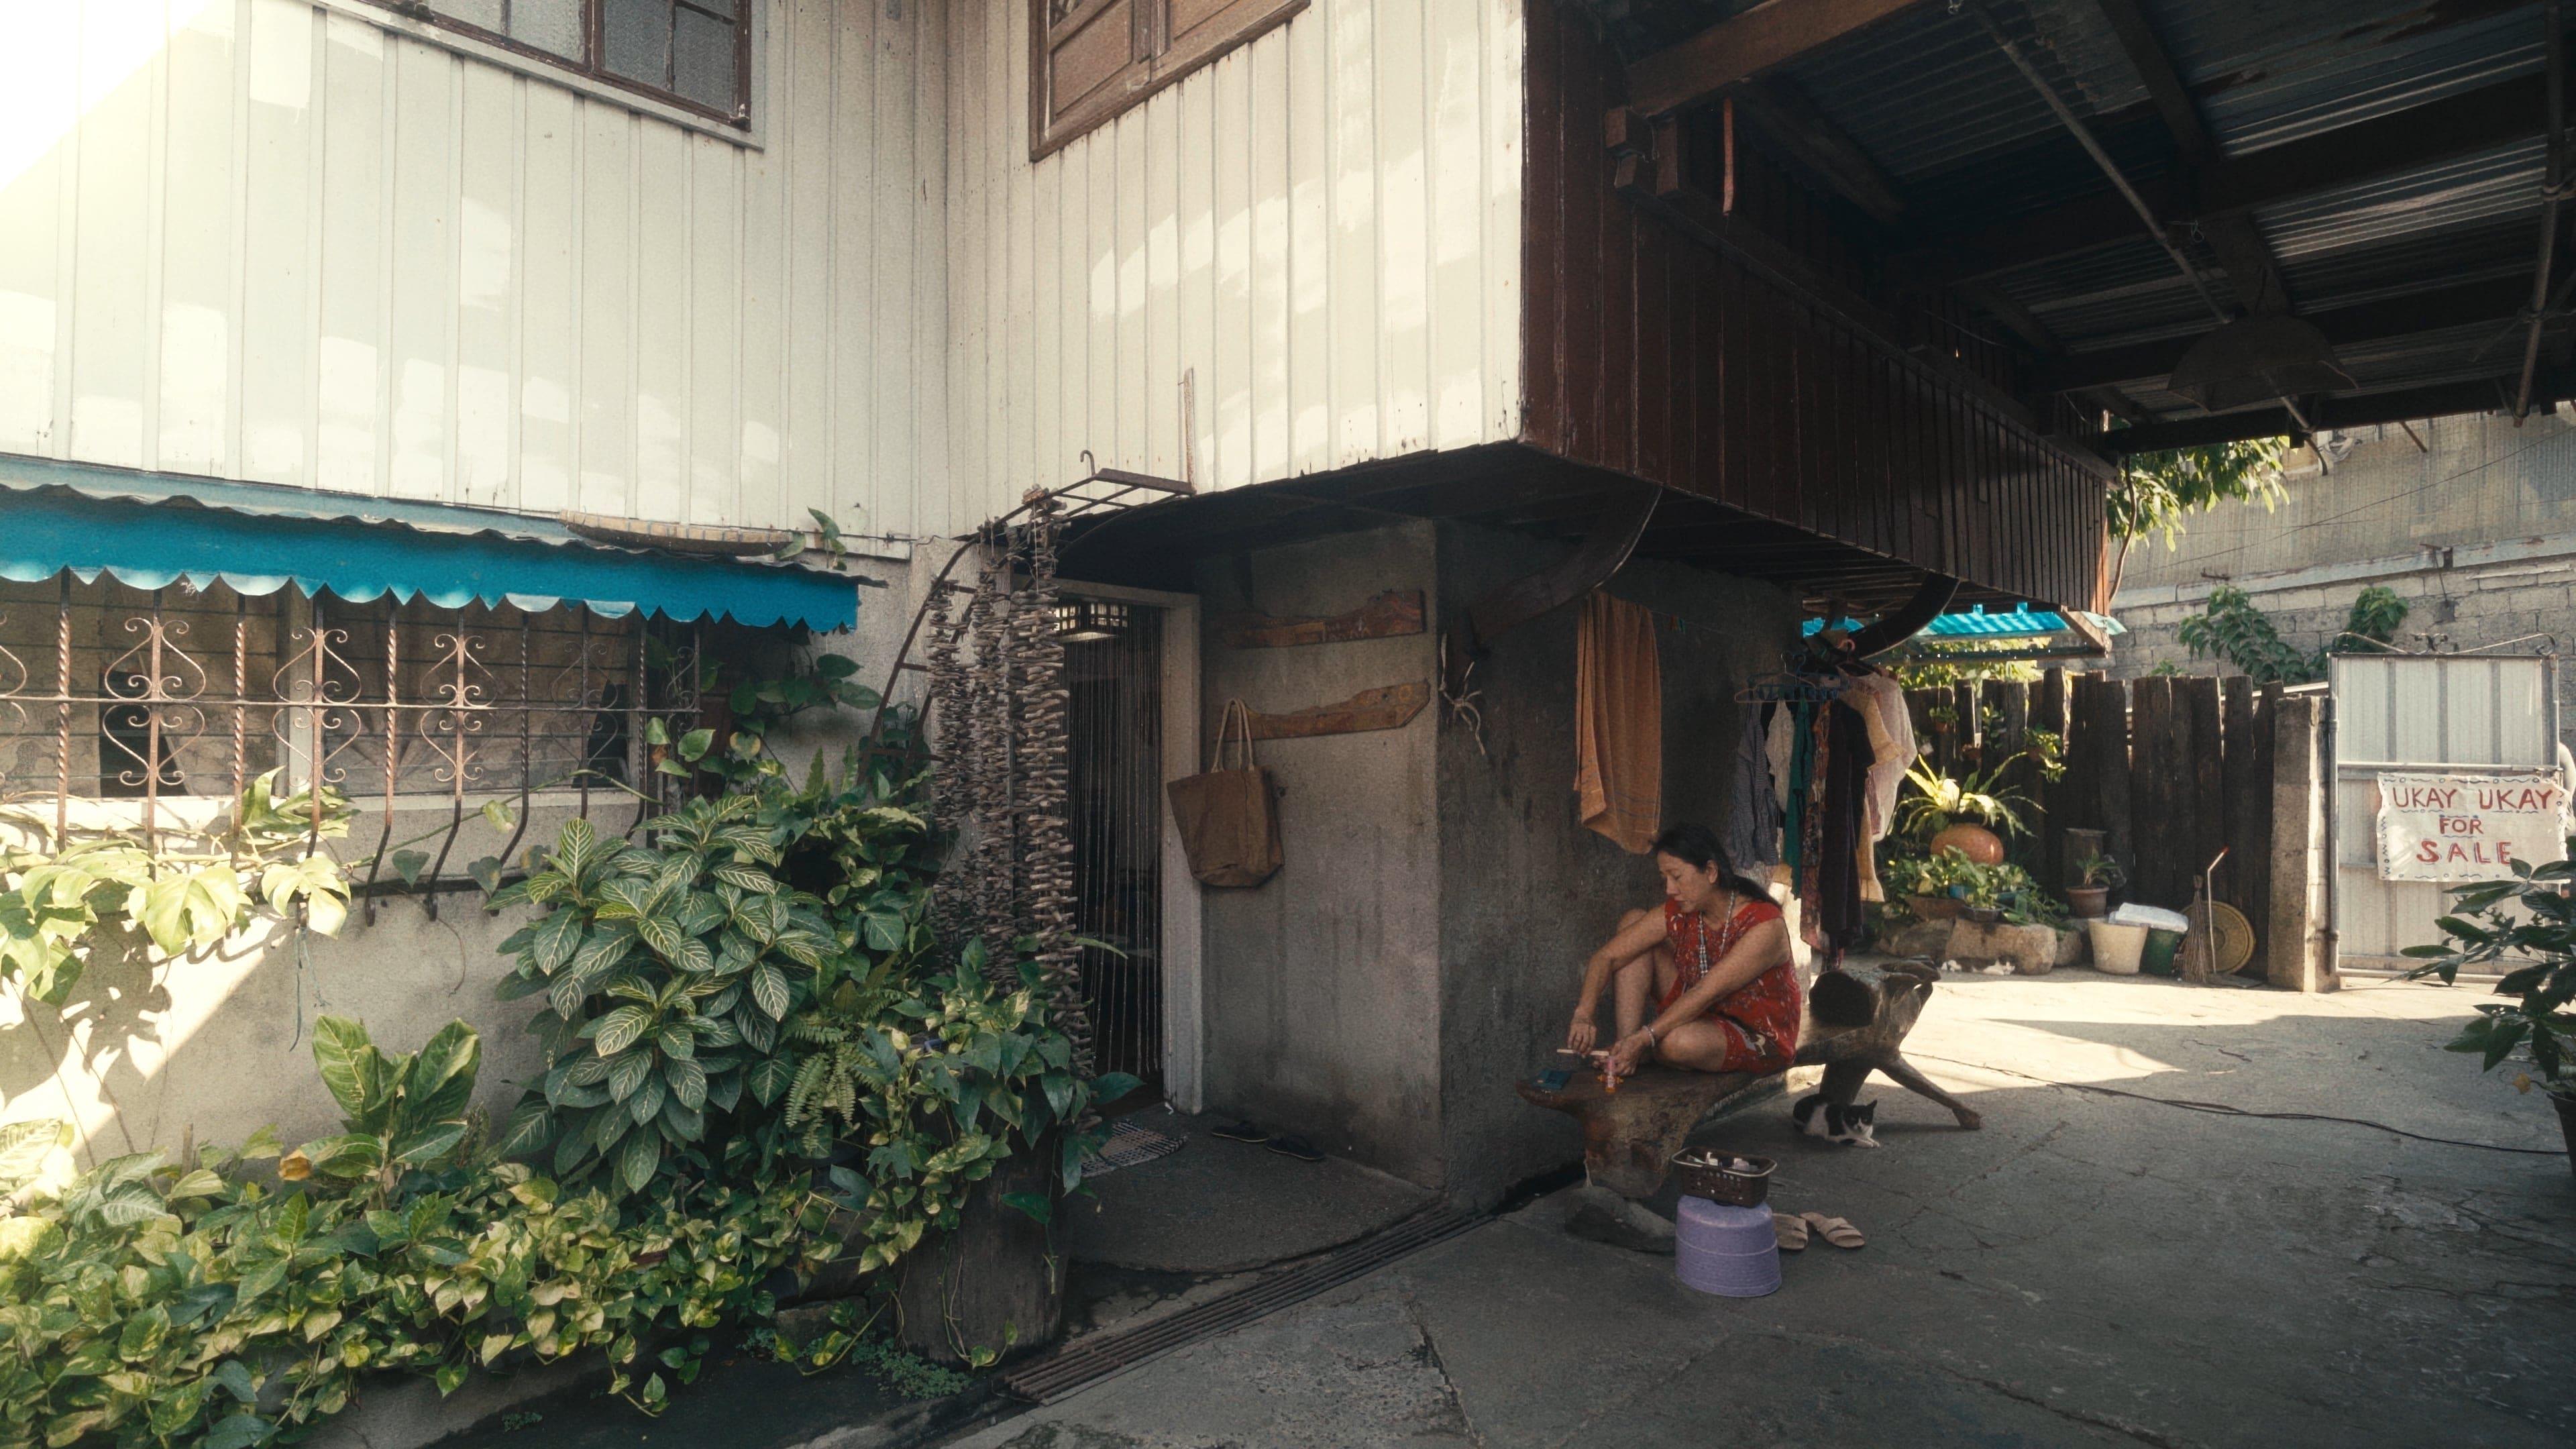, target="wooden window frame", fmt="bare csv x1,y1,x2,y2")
1029,0,1309,160
363,0,753,129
